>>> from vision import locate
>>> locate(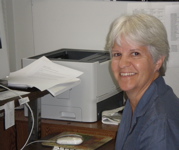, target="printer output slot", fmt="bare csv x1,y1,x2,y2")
29,49,110,63
44,49,96,60
79,53,109,62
